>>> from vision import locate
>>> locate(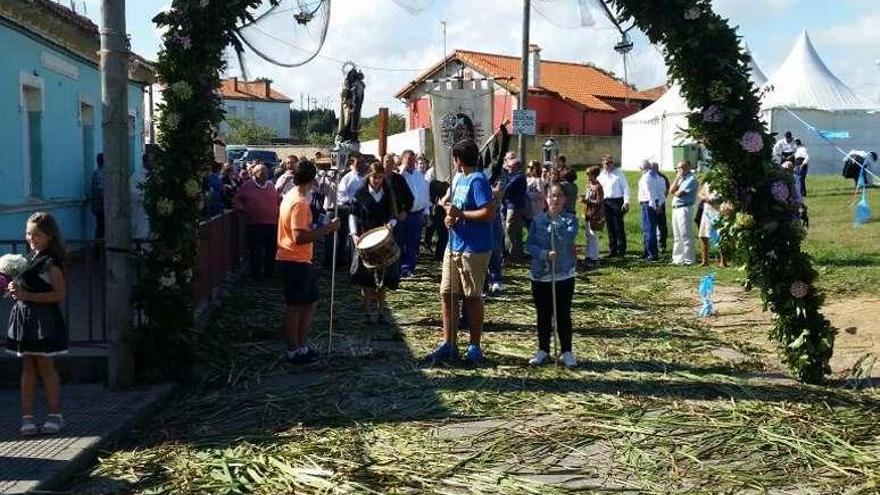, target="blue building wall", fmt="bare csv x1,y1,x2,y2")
0,17,146,242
